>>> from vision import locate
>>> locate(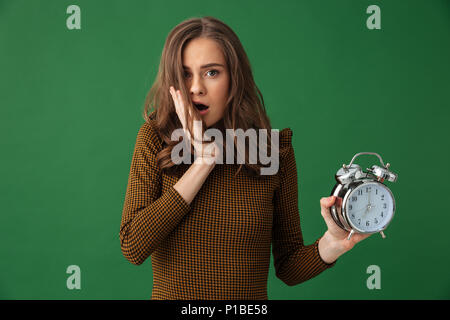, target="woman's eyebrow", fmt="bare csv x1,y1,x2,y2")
183,63,225,69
